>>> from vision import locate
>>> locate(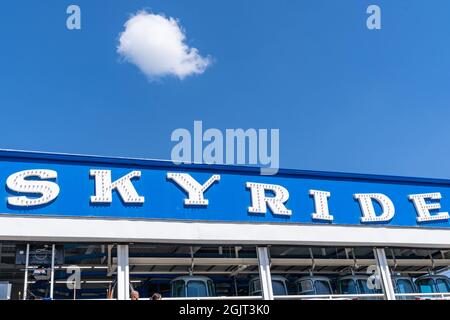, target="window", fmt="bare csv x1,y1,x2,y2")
395,279,415,294
298,280,314,295
186,280,208,297
250,280,261,295
251,278,286,296
435,279,450,293
171,280,185,297
416,279,435,293
207,280,216,296
339,279,357,294
272,280,287,295
357,279,377,294
314,280,332,295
